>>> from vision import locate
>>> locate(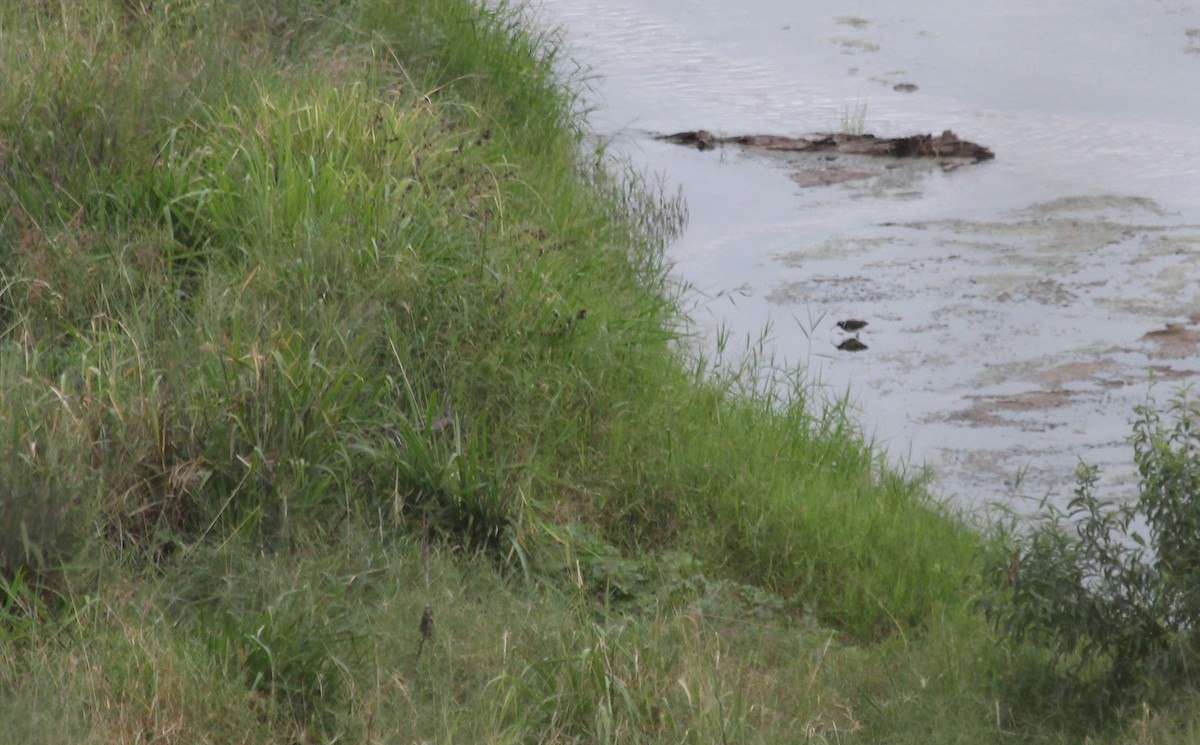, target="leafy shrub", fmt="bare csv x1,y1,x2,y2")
983,387,1200,696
